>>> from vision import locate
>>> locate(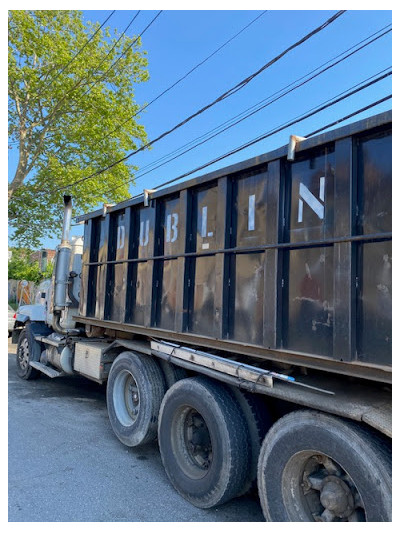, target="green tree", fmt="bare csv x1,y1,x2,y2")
8,10,149,246
8,248,54,283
